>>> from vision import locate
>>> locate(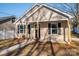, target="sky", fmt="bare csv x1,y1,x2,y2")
0,3,33,18
0,3,77,18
